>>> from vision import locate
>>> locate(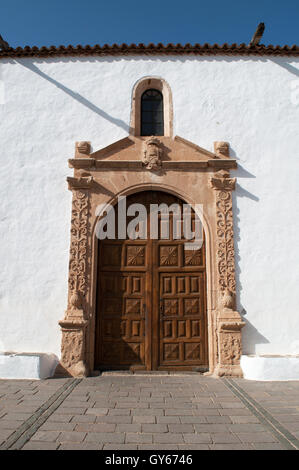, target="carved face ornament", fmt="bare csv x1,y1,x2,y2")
142,137,162,170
